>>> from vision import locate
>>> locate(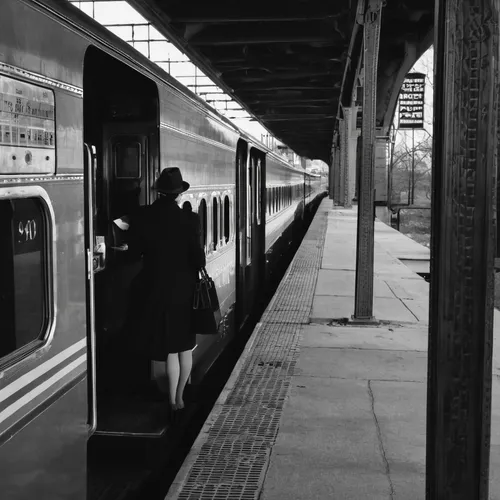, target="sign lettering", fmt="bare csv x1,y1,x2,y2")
0,74,55,174
399,73,425,129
